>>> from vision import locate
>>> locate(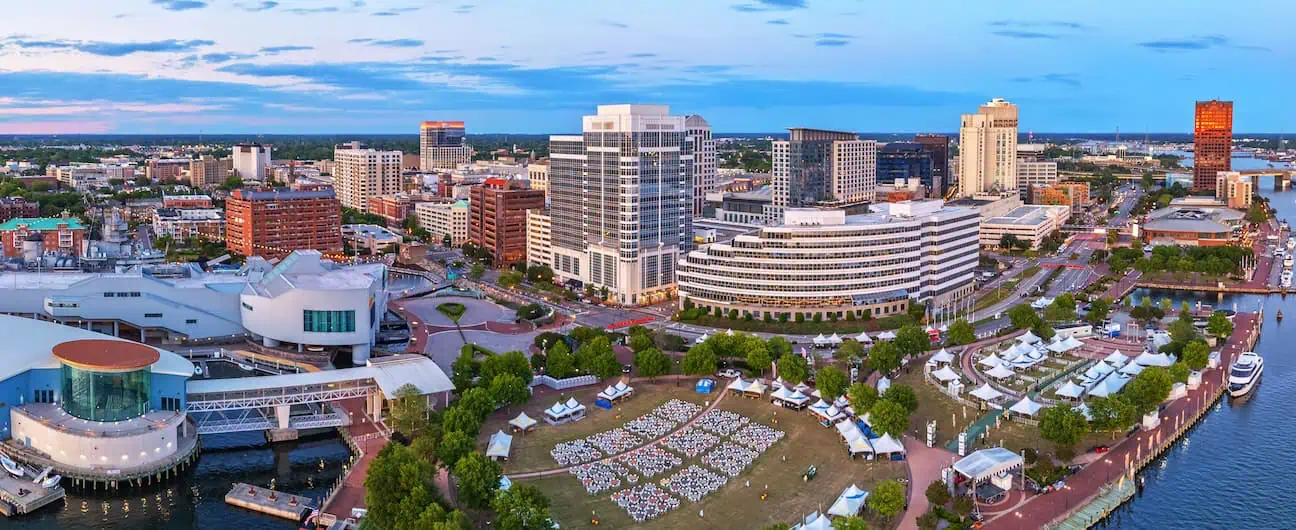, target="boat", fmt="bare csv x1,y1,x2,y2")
40,474,60,488
1287,238,1294,250
1228,352,1264,398
238,363,255,371
1285,255,1293,269
1278,310,1284,321
1,455,23,477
